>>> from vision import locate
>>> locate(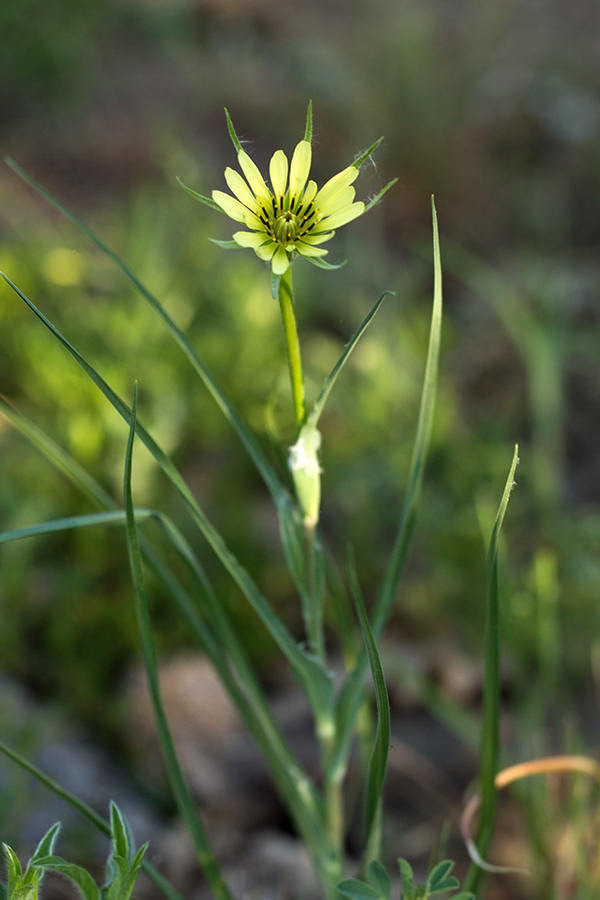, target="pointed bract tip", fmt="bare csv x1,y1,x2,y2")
304,100,313,144
224,108,243,153
353,136,384,169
